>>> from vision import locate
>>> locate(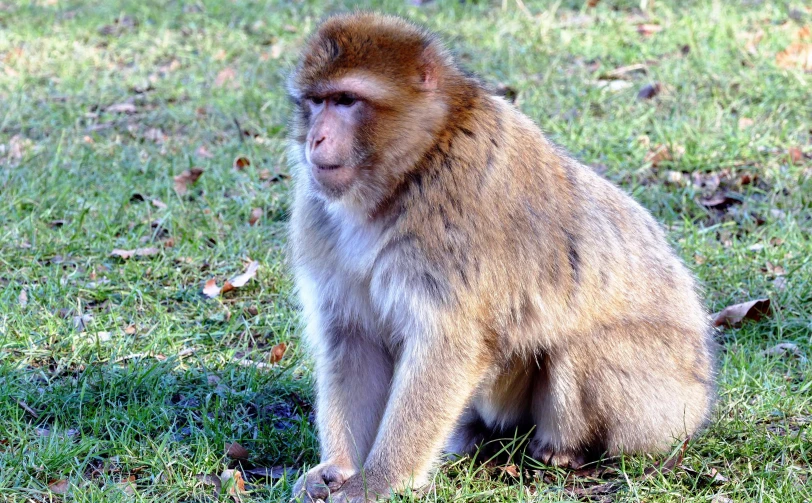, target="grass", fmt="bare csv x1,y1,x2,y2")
0,0,810,501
